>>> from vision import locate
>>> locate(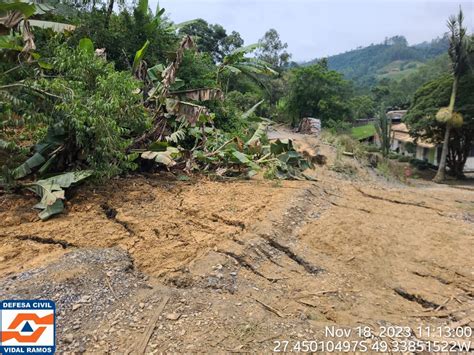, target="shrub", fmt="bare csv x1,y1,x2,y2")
376,160,391,178
211,91,263,133
335,134,367,161
331,158,359,176
177,51,216,90
36,44,151,178
397,155,411,162
410,158,436,170
365,144,380,152
320,130,338,145
377,159,406,180
325,119,352,133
